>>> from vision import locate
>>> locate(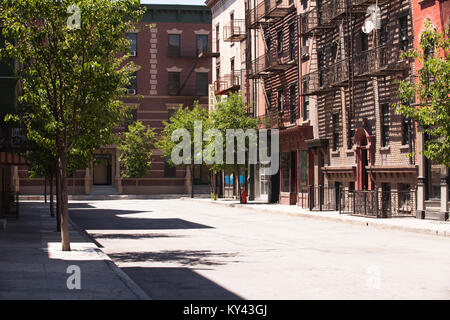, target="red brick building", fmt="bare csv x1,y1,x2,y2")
18,4,213,195
412,0,449,220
